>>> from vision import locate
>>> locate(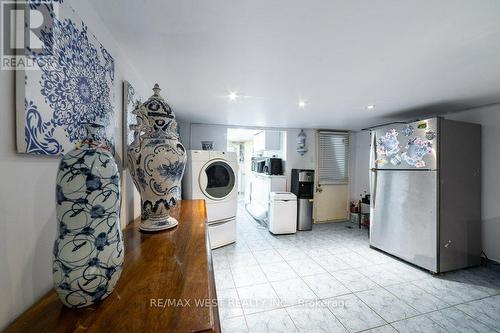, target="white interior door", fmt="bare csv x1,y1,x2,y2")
314,131,350,223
